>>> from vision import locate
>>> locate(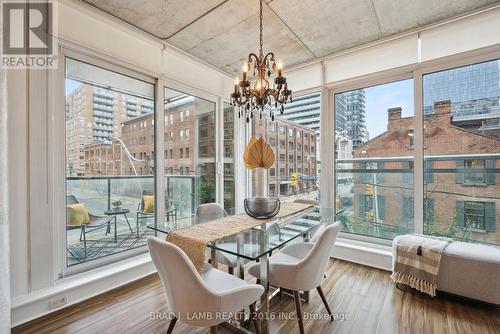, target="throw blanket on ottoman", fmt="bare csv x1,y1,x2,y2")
391,234,453,297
